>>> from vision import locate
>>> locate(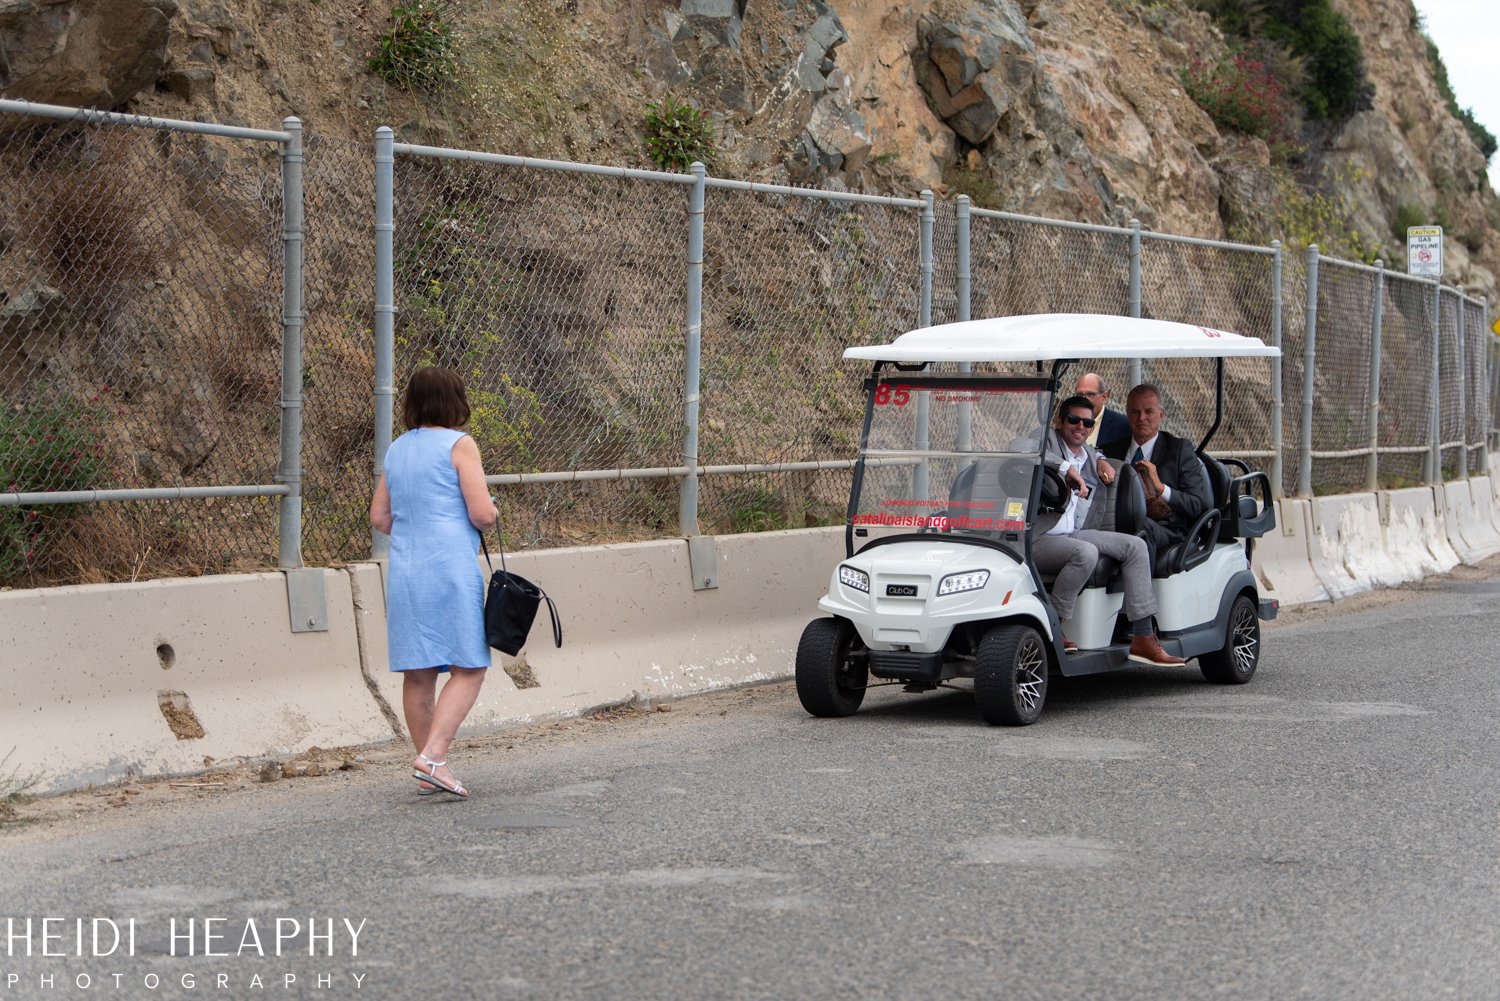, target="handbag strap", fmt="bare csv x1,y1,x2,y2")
479,520,563,650
538,590,563,648
478,518,508,576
